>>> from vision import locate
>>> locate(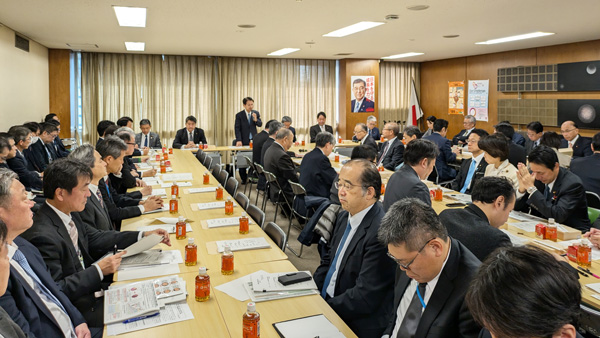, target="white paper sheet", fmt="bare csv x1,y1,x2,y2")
215,237,270,253
509,211,543,222
104,280,159,324
273,314,345,338
120,250,184,267
215,270,266,301
195,201,236,210
122,234,164,258
206,217,253,228
499,229,530,246
187,187,218,193
509,221,539,233
251,271,317,292
161,173,193,181
151,188,167,196
143,205,169,214
161,182,192,188
106,301,193,336
585,283,600,294
141,178,162,186
156,217,186,224
445,193,472,203
116,263,180,281
136,224,192,234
